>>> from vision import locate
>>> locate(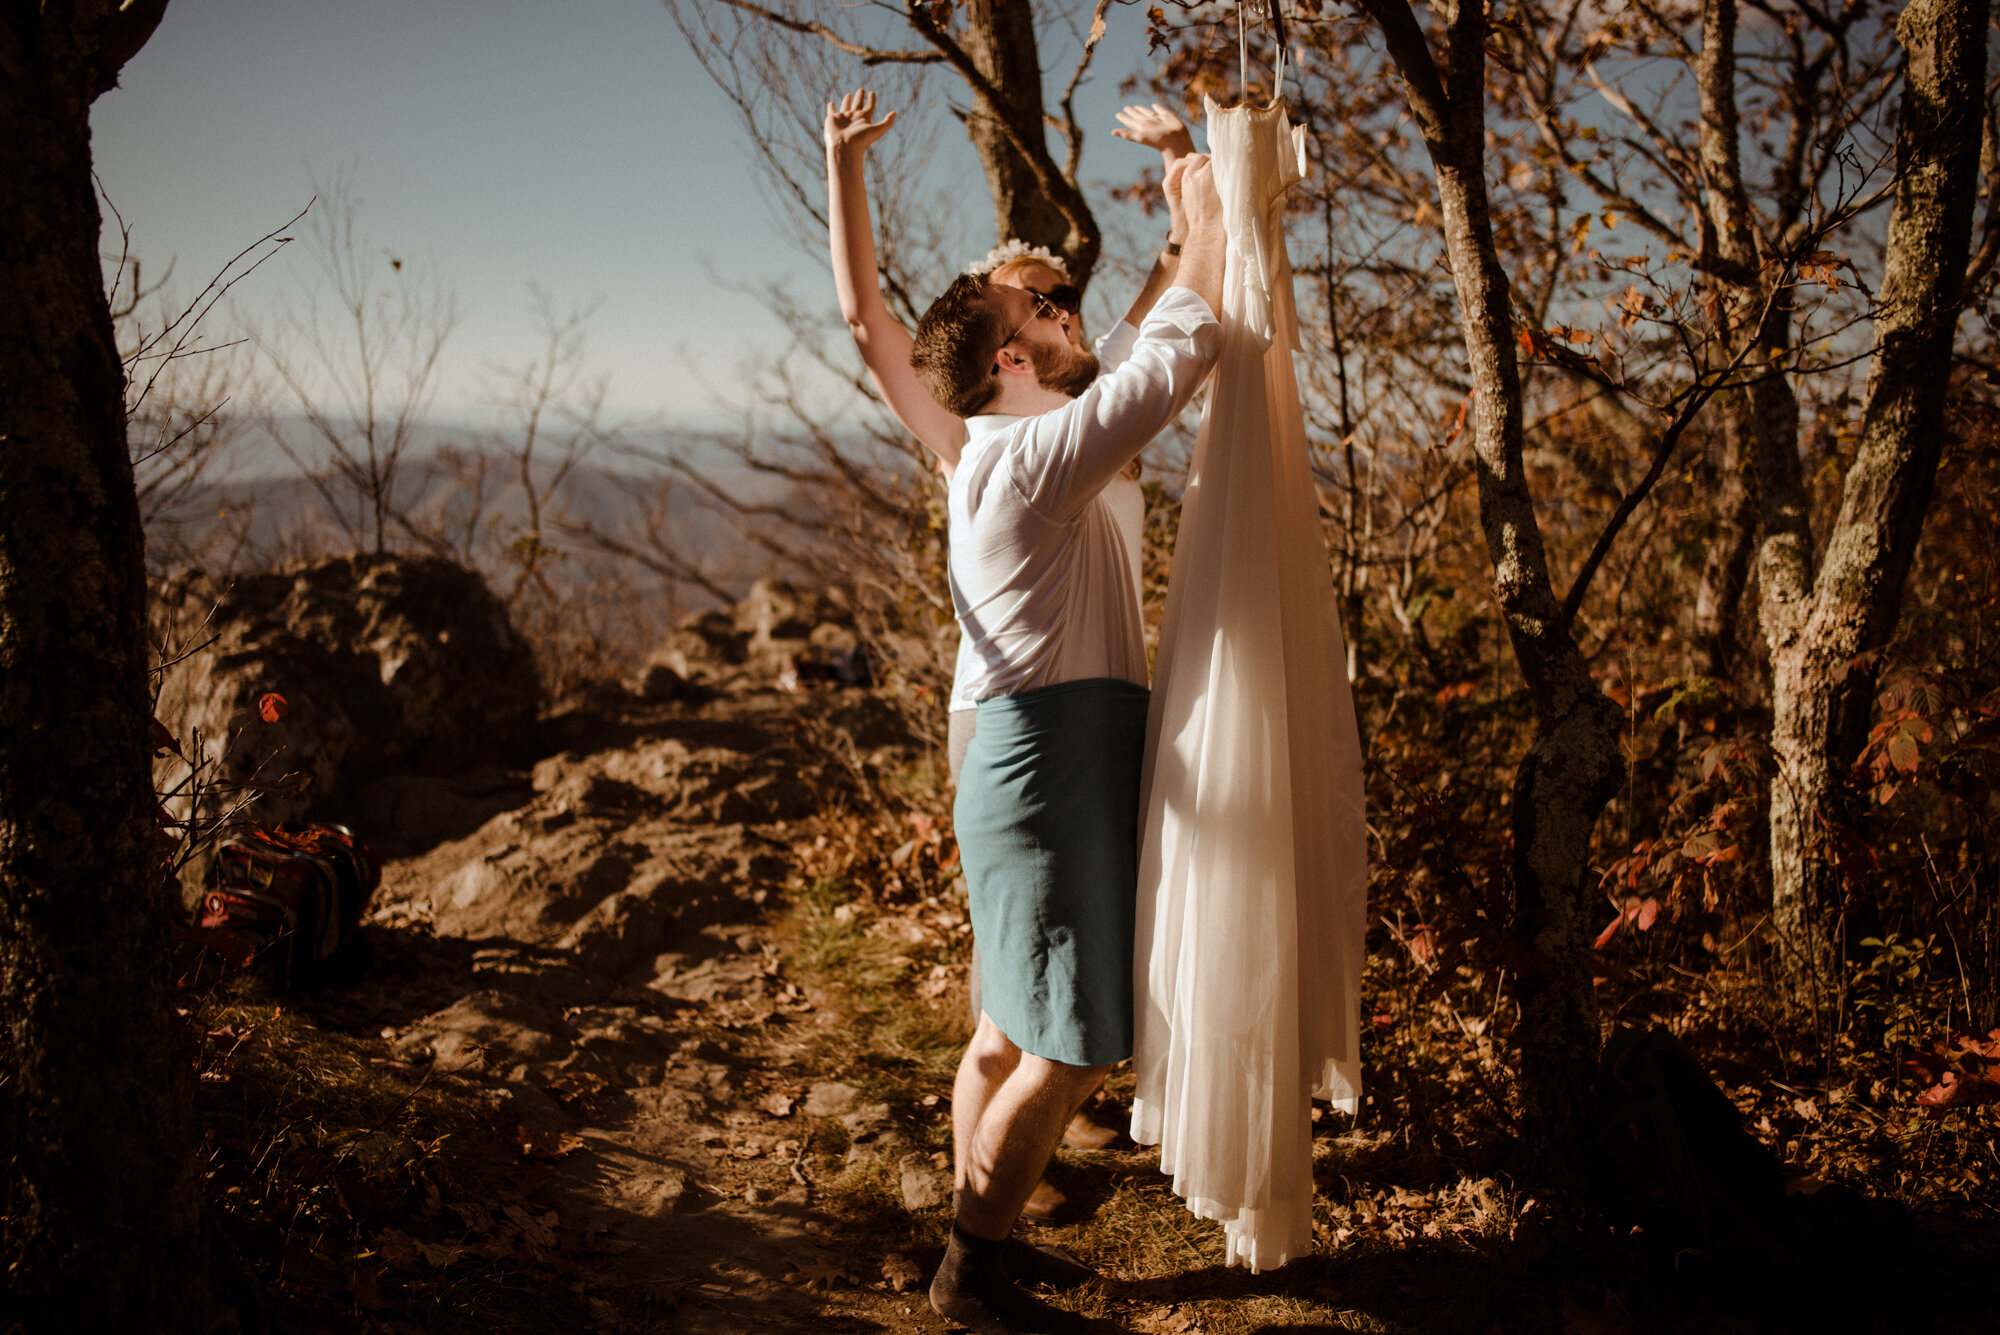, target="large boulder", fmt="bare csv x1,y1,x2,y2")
154,554,537,827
